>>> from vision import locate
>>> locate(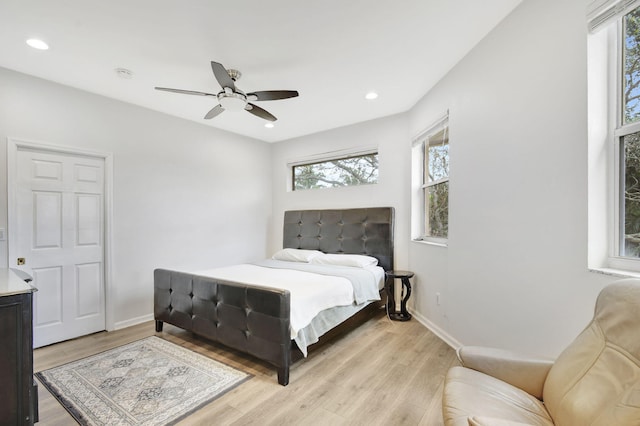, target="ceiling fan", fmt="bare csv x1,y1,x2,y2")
155,61,299,122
